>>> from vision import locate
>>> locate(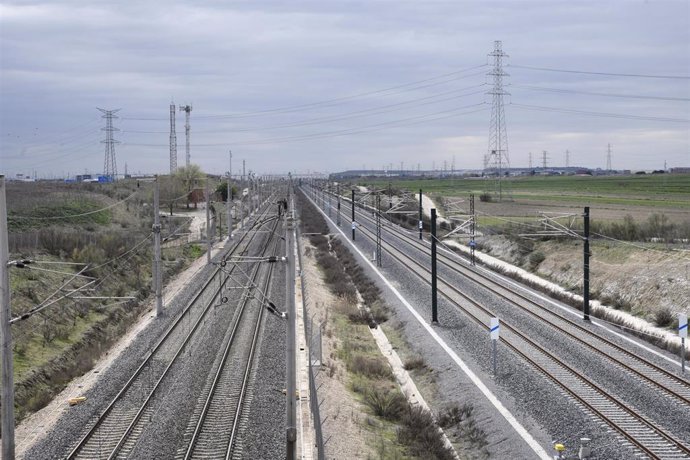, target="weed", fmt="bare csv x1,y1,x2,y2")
402,356,426,371
654,307,674,328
